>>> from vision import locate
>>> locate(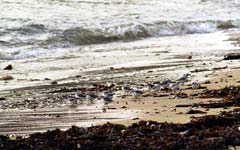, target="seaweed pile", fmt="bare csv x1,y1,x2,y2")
1,110,240,150
177,86,240,109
